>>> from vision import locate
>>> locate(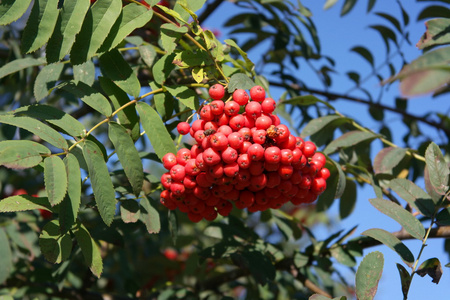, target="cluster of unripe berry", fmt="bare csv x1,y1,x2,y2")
159,84,329,222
